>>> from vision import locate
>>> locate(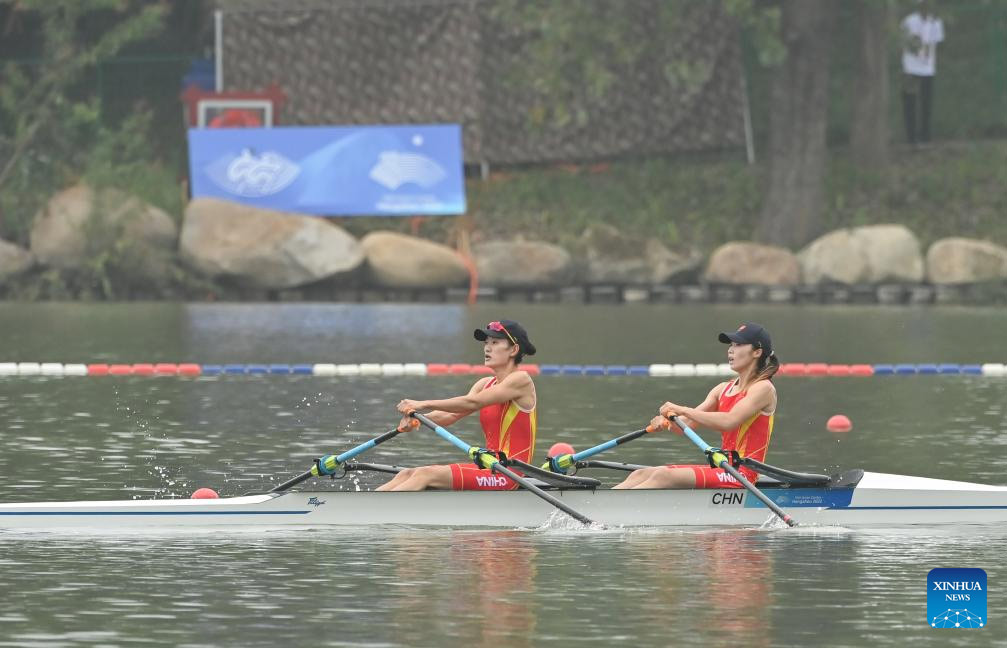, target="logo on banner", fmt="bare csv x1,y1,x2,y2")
369,151,447,190
928,568,986,628
211,149,300,197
